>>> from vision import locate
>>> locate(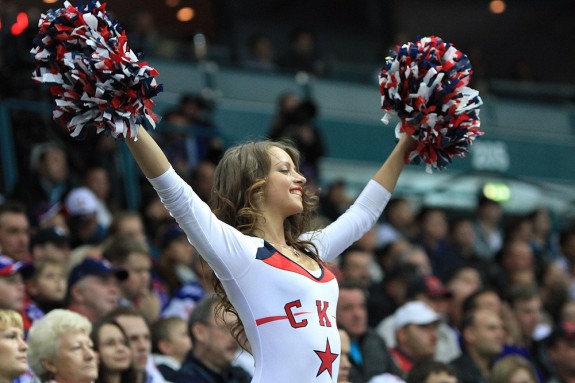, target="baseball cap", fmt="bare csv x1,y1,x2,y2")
0,255,24,277
546,320,575,346
67,257,128,289
406,275,453,300
31,226,70,247
65,187,99,216
393,301,440,331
